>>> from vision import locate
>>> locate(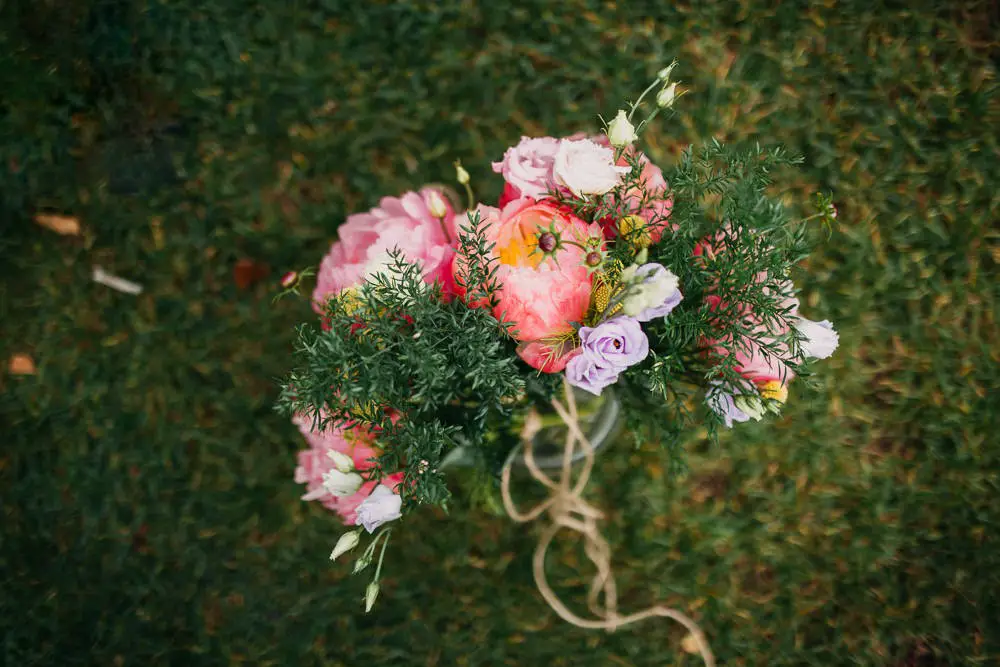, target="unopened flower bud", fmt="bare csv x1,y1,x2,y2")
656,83,678,109
352,553,372,574
733,395,765,421
327,449,355,473
280,271,299,289
606,109,638,147
330,529,361,562
537,232,558,253
364,581,380,612
454,161,470,185
585,251,603,267
657,61,678,82
427,190,448,218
